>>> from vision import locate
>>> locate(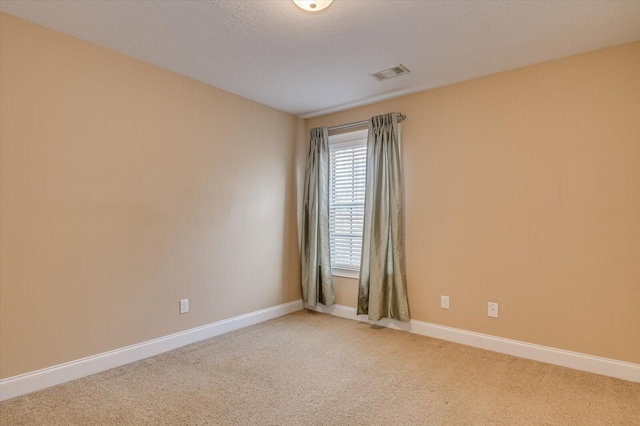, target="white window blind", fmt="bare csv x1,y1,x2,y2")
329,129,367,277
